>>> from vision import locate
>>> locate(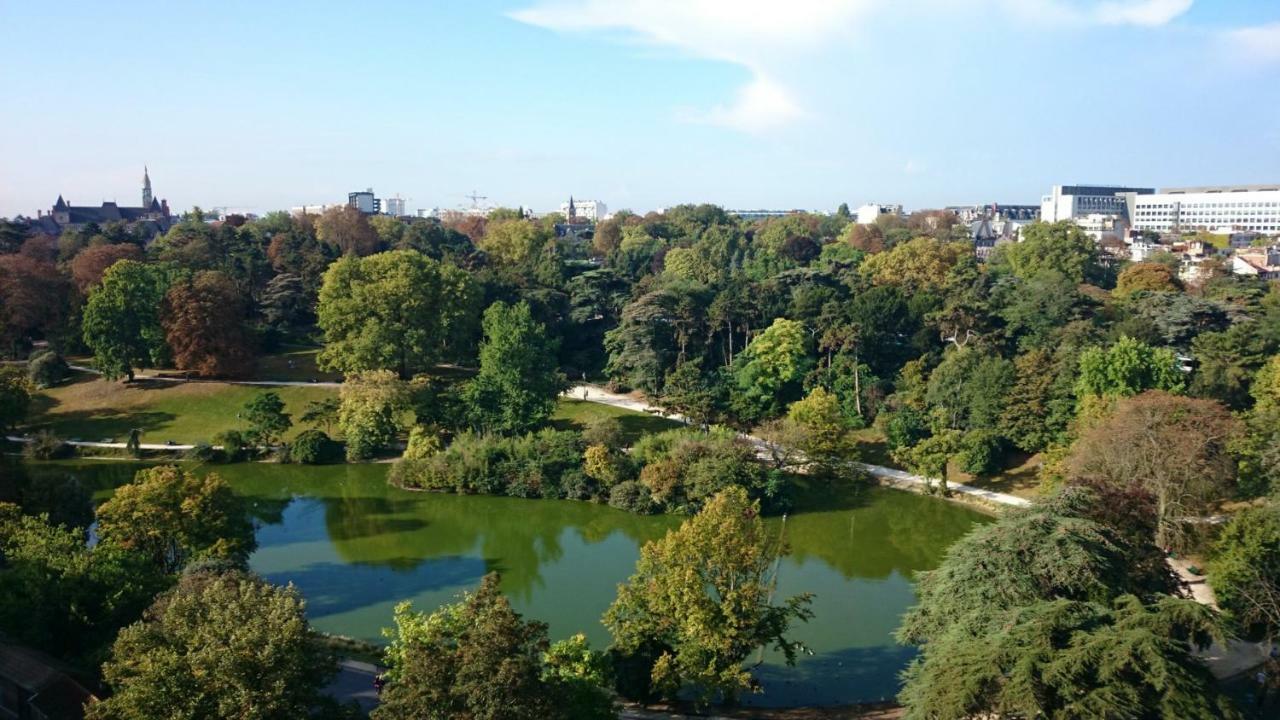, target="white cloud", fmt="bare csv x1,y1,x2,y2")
1222,22,1280,65
511,0,1194,132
